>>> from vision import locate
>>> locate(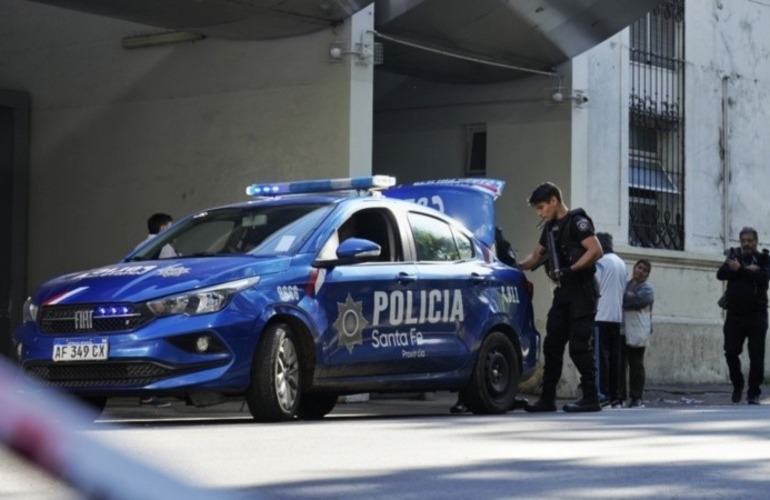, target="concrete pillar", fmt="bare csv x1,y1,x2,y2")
344,4,374,176
569,58,589,209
